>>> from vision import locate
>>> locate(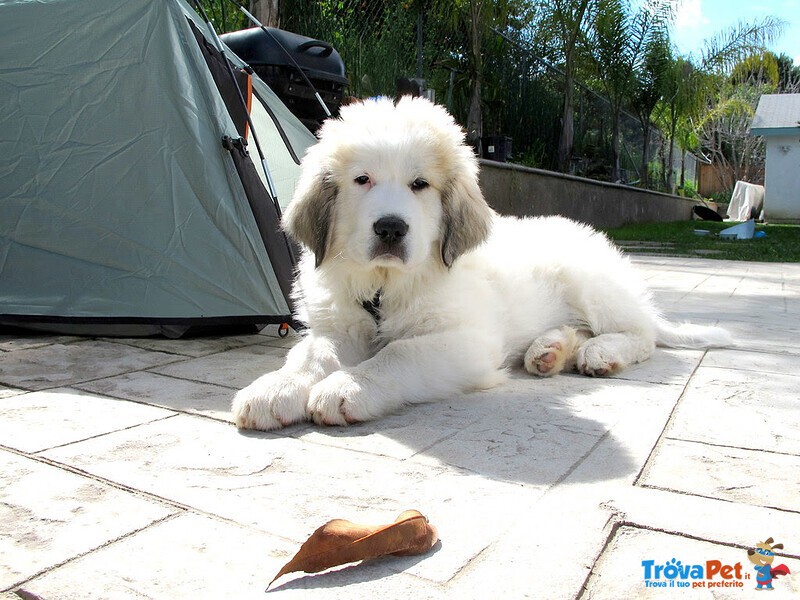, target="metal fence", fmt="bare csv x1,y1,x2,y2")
240,0,673,188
